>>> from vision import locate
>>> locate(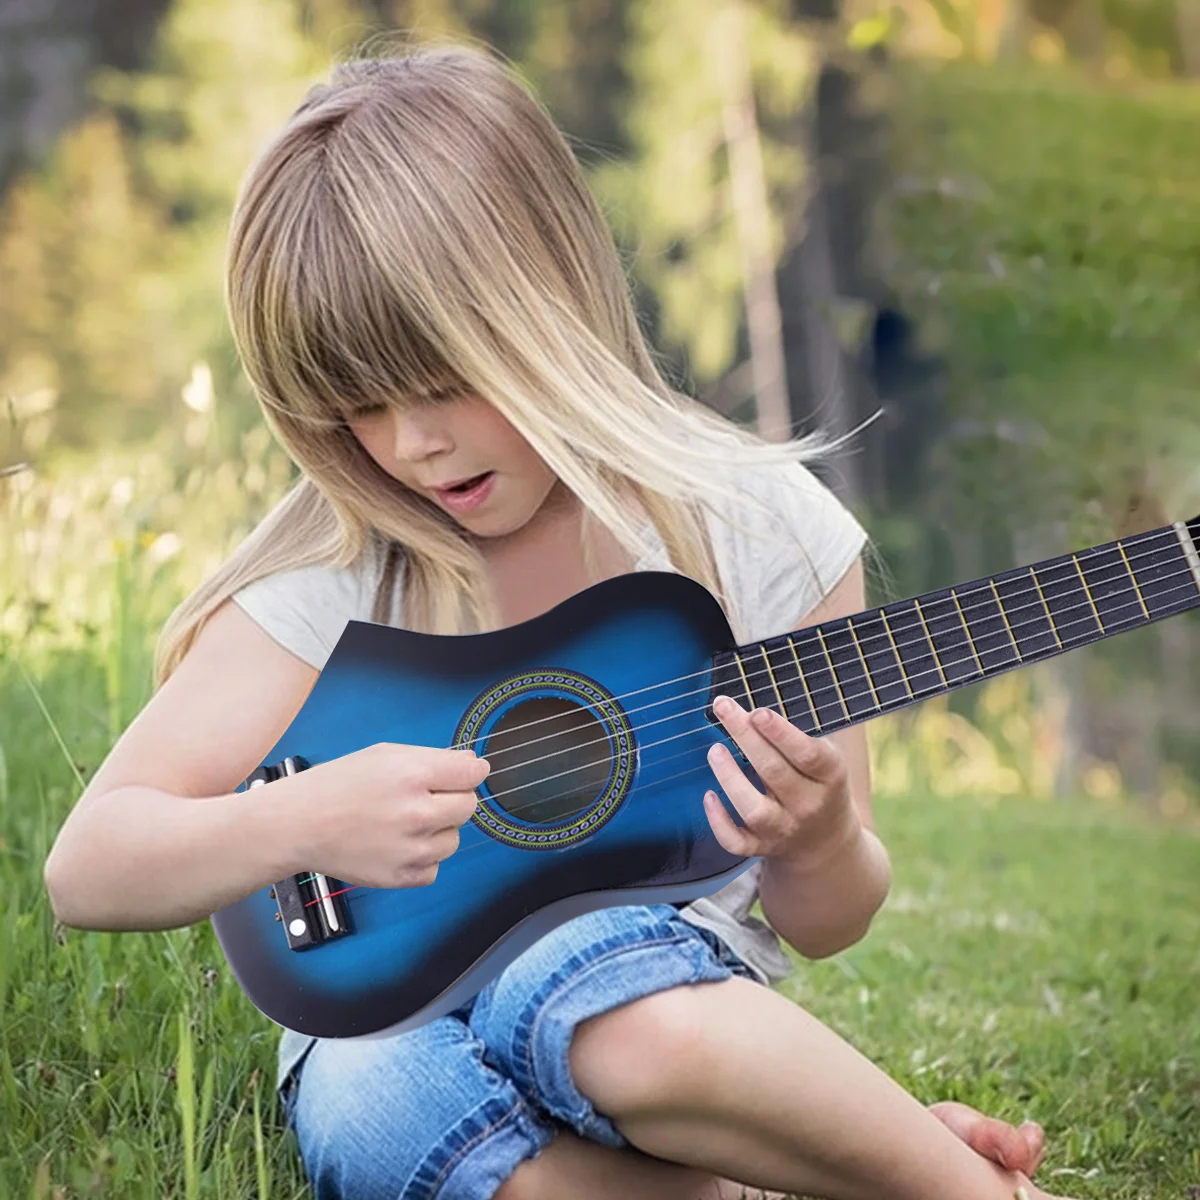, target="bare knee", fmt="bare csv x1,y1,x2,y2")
568,982,721,1118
